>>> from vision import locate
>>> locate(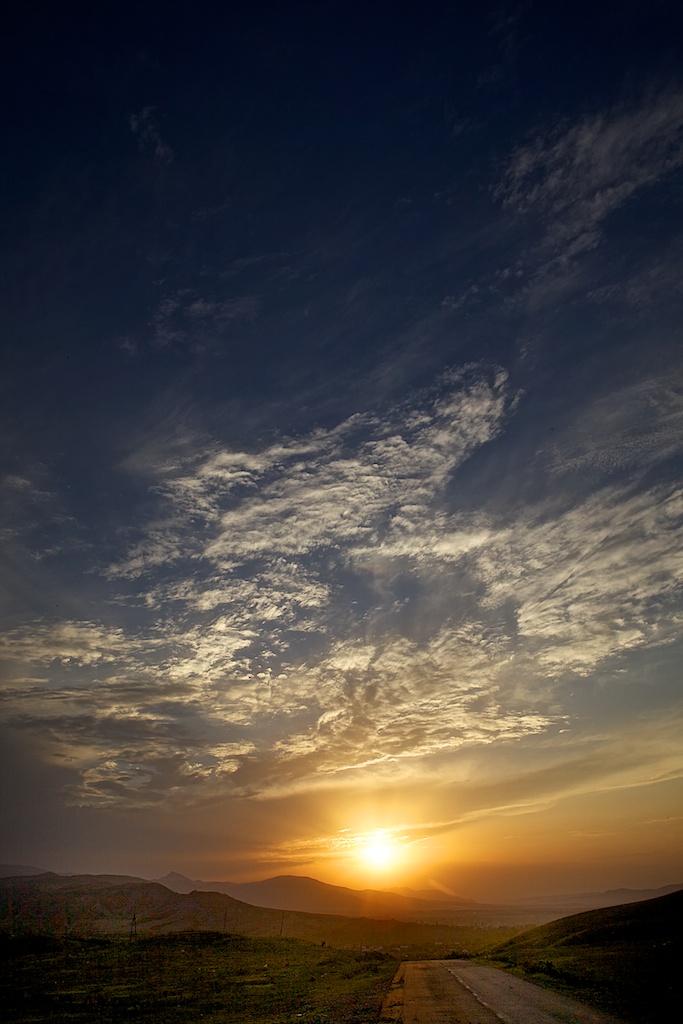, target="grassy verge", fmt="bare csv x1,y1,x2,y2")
0,931,398,1024
472,898,681,1024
